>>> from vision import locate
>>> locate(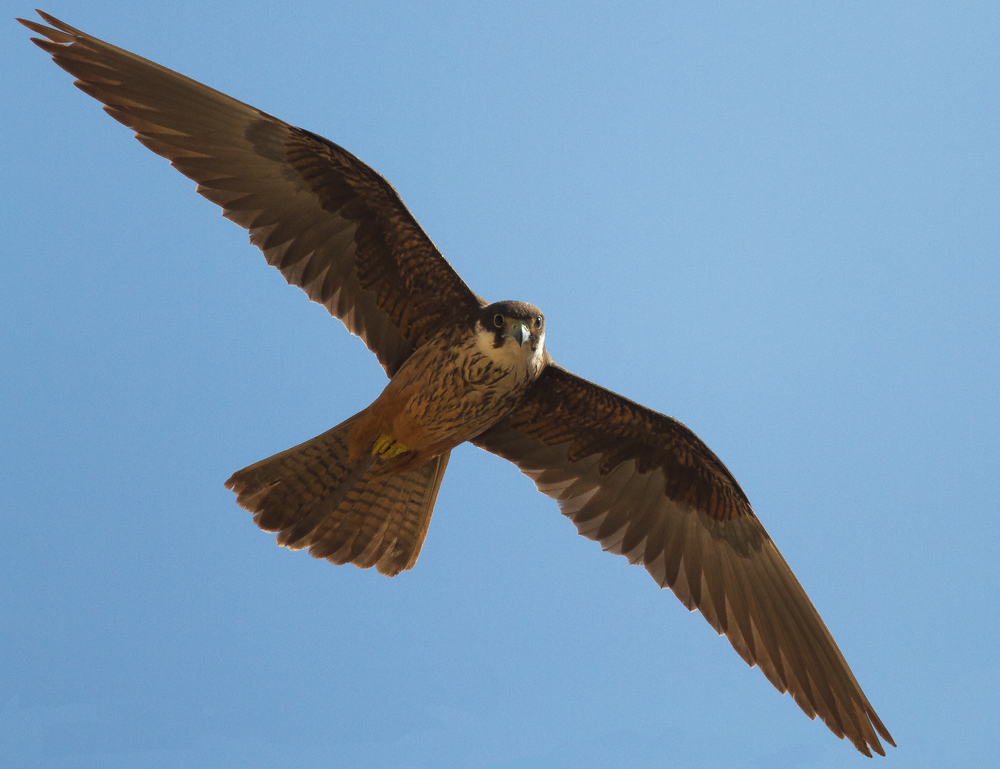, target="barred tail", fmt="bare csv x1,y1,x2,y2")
225,416,450,576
